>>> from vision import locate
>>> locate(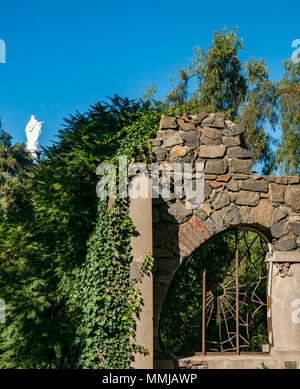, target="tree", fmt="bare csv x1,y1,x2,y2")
166,27,278,173
0,96,158,368
275,60,300,175
0,122,33,216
